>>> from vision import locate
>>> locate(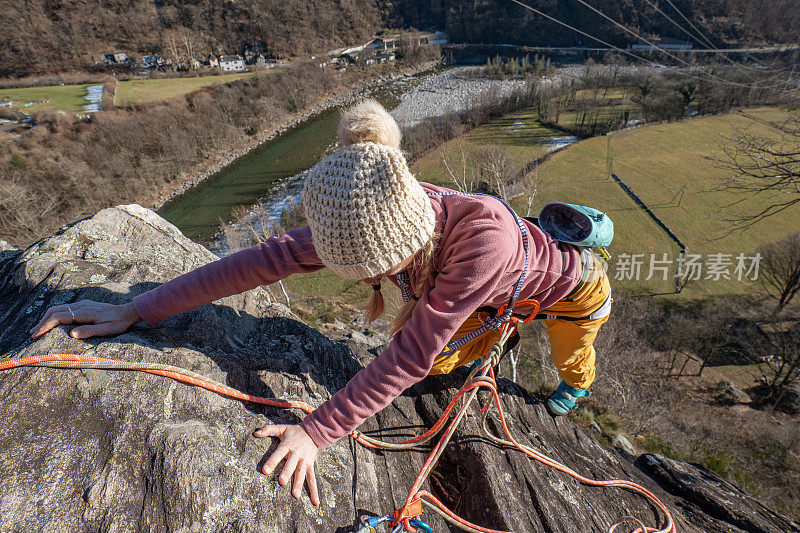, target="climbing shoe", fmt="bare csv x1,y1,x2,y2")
546,380,590,416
